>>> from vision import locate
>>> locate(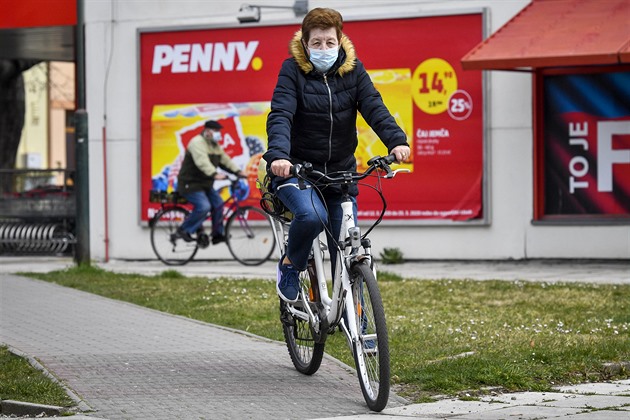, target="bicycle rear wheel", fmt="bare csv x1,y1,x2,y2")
226,206,275,266
150,207,198,265
349,262,390,412
280,264,325,375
